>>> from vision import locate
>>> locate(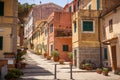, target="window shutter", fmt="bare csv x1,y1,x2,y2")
0,2,4,16
104,48,108,60
83,21,93,31
97,0,100,10
0,36,3,50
